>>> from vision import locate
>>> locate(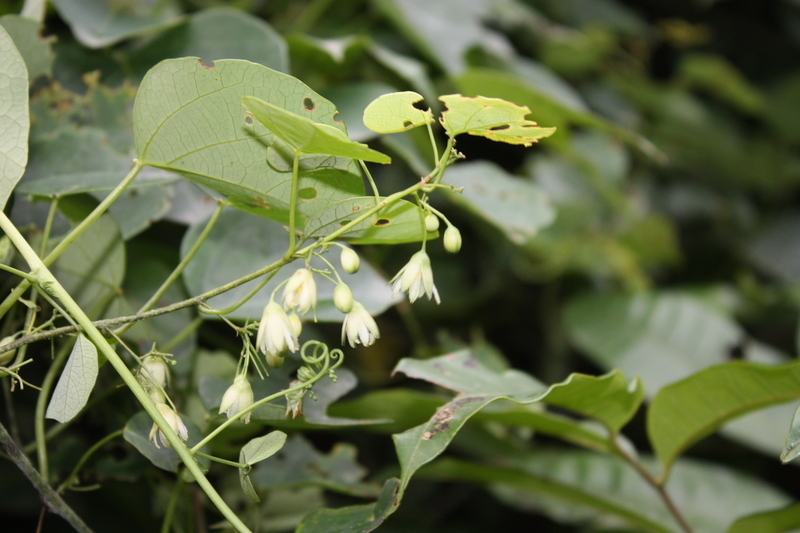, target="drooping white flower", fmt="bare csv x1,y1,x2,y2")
341,301,380,348
149,402,189,449
218,374,254,423
390,250,440,304
281,268,317,315
256,301,300,358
